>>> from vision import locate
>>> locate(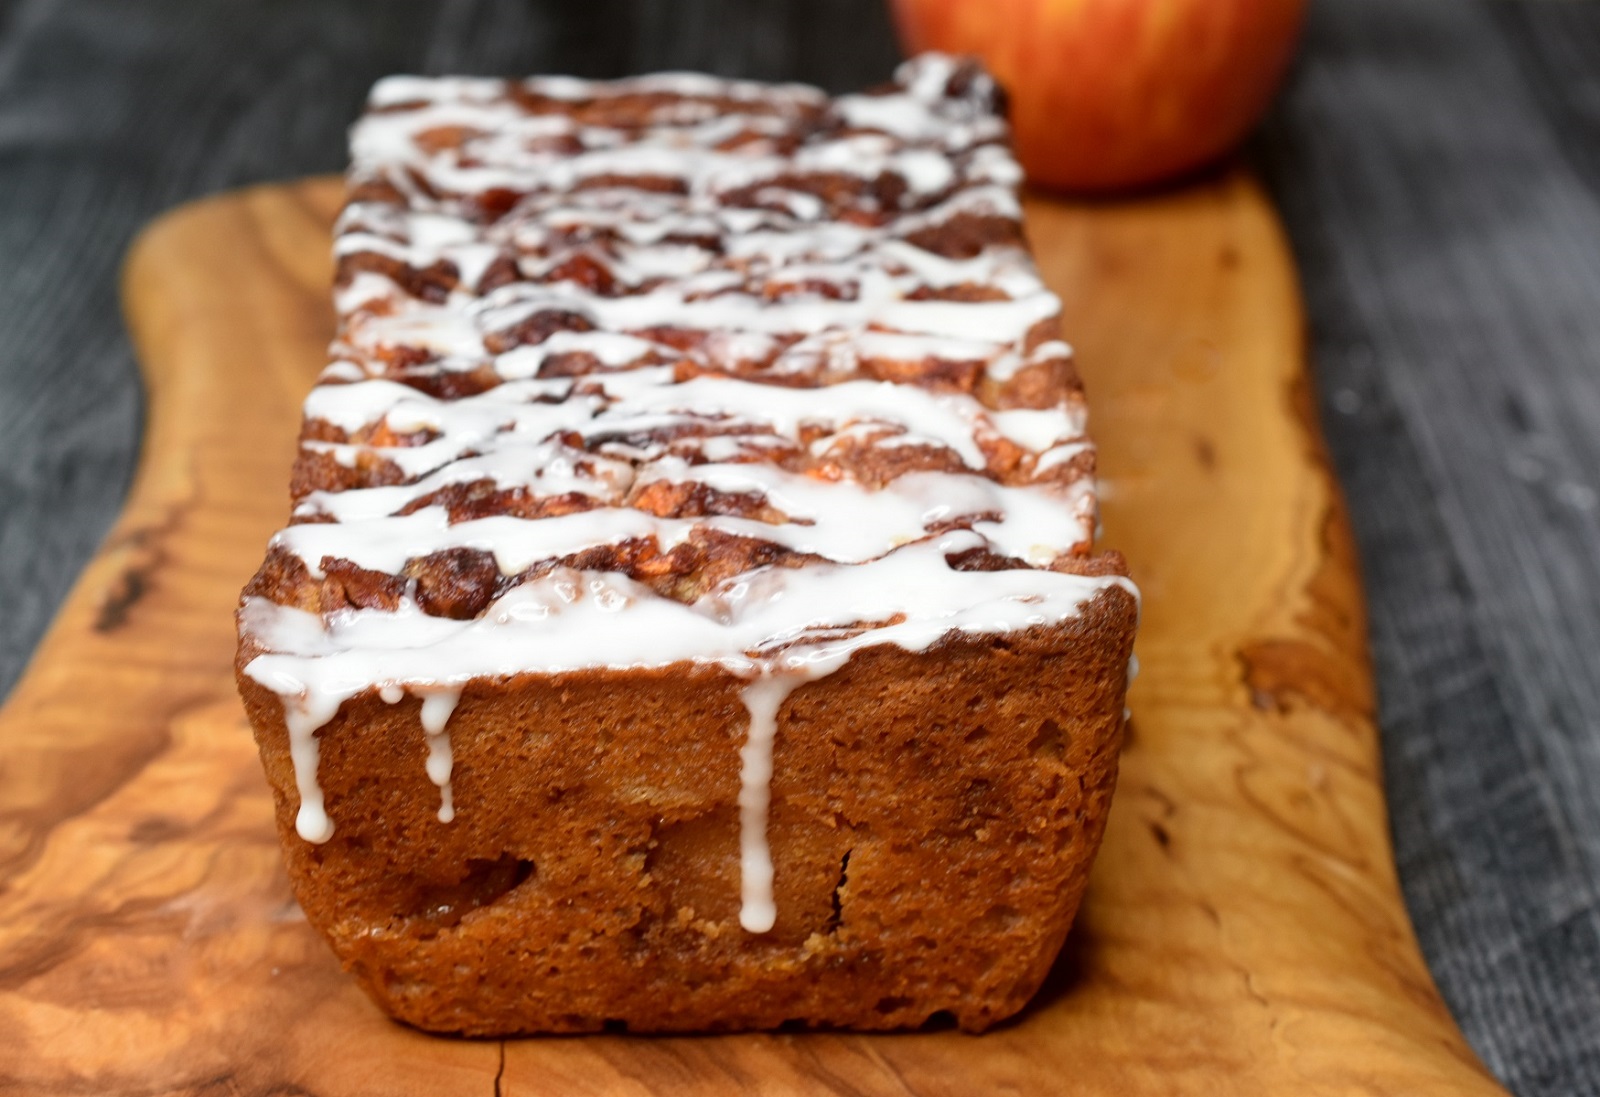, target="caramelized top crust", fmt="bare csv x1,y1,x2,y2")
239,52,1131,698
